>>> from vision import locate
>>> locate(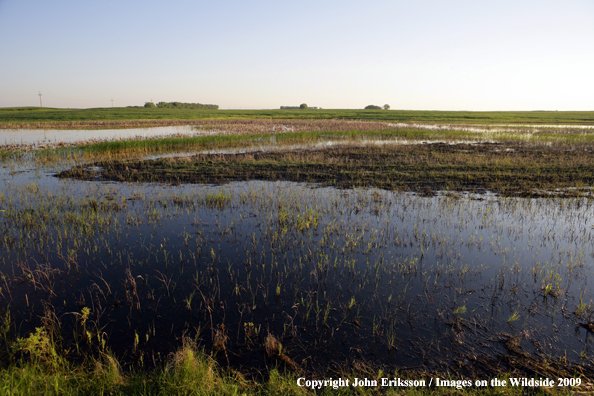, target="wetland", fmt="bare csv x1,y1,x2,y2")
1,116,594,394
